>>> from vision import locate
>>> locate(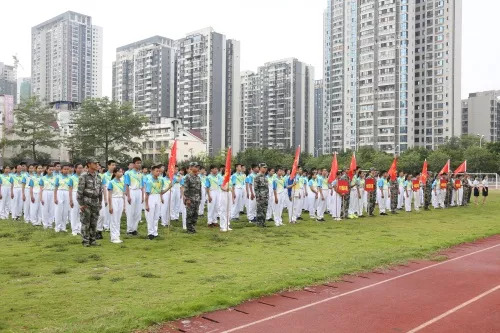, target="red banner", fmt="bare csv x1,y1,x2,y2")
337,180,349,195
453,160,467,175
327,152,338,183
454,179,462,189
348,153,357,180
421,159,428,183
167,140,177,181
388,157,398,181
438,160,450,176
412,180,420,192
290,145,301,179
365,178,375,192
440,179,447,189
222,147,232,187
